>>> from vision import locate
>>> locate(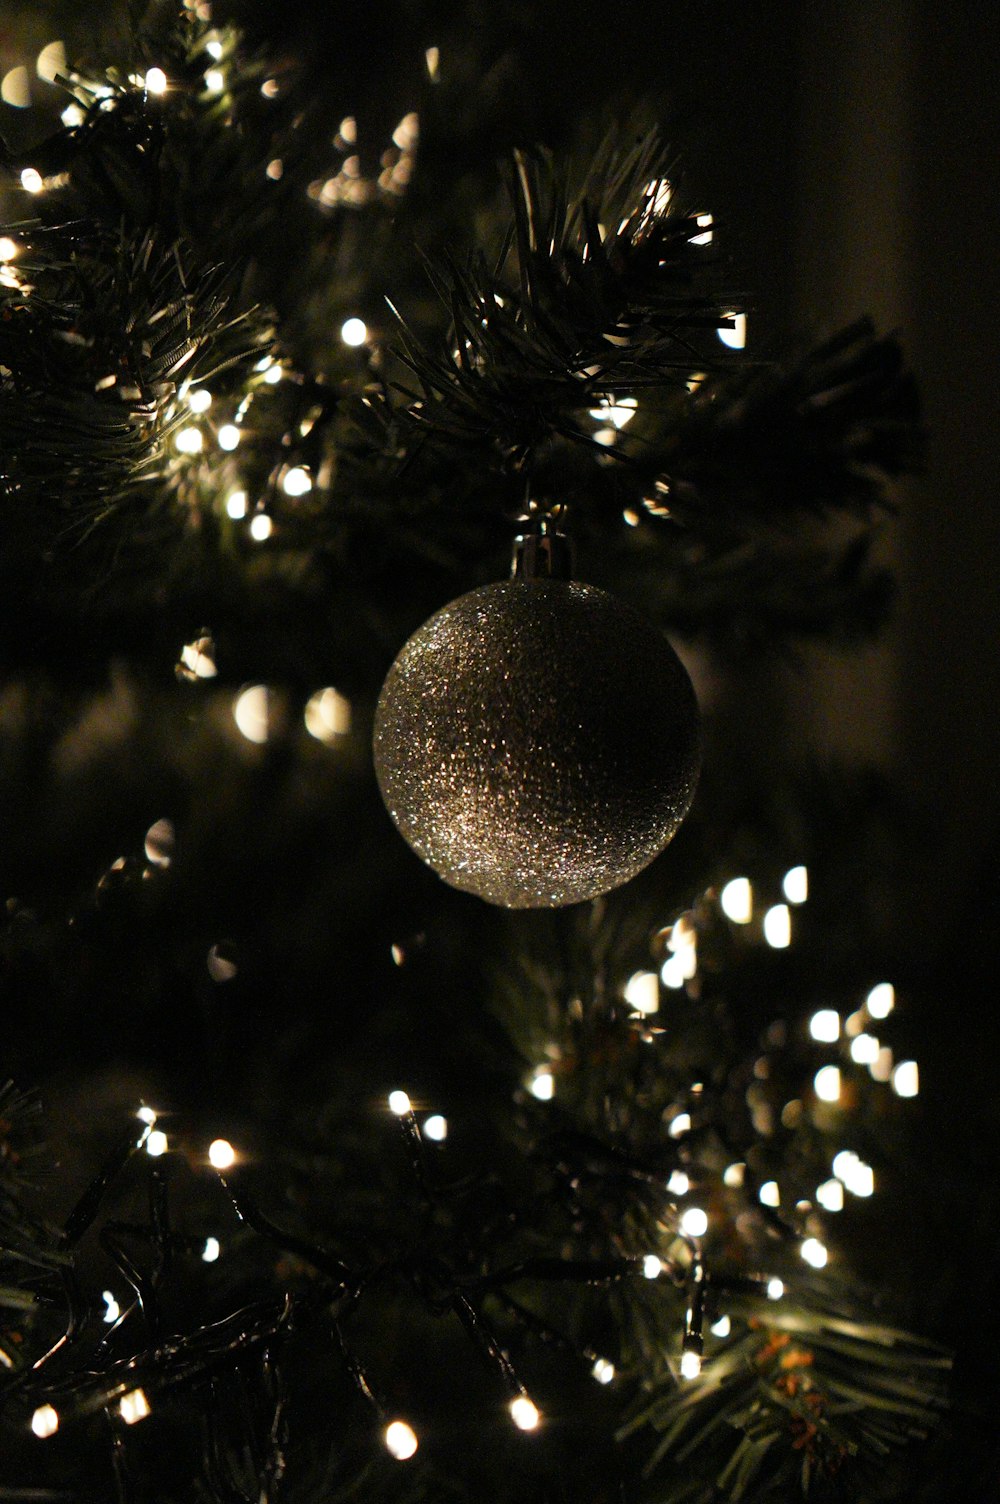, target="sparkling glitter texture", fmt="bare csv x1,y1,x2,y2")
373,580,700,907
